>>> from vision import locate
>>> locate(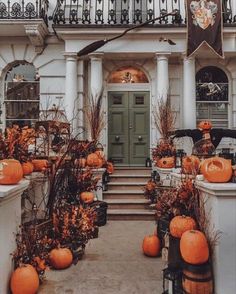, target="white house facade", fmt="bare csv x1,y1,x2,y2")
0,0,236,165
